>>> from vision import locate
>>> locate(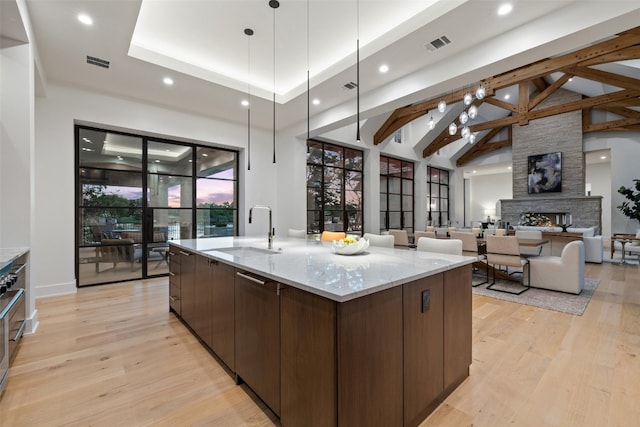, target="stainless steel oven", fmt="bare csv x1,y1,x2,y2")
0,263,26,398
